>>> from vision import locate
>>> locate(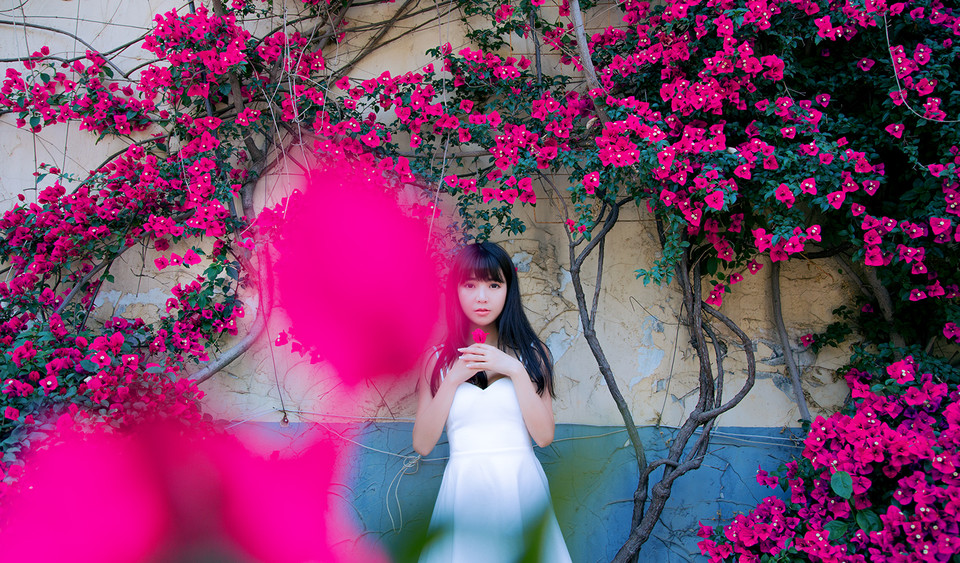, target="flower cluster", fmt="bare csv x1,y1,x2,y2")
700,355,960,562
